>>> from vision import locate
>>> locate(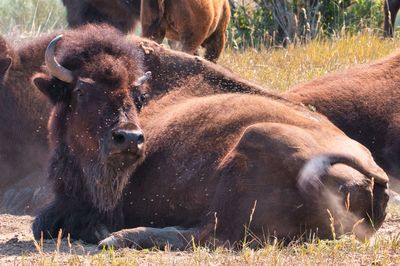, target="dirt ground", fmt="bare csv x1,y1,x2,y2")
0,214,98,264
0,204,399,265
